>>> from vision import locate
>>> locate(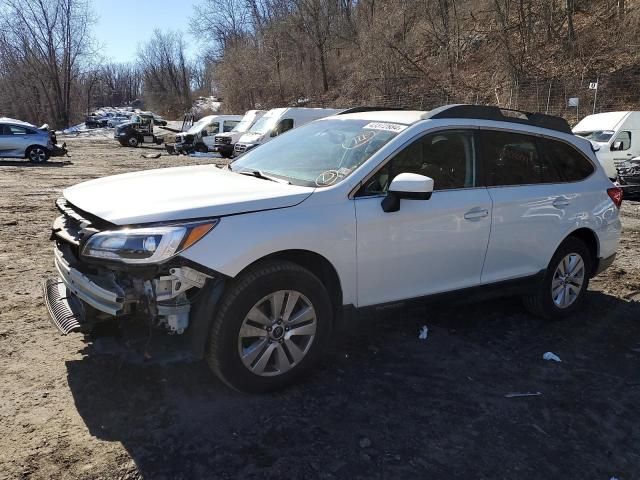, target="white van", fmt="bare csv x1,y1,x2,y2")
174,114,243,154
573,111,640,179
213,110,266,158
233,107,341,155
